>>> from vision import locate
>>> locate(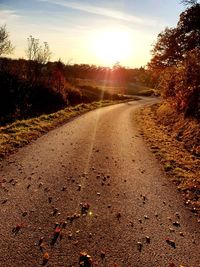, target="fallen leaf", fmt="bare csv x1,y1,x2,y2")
116,213,121,219
78,184,82,191
39,237,44,246
53,208,58,216
54,222,60,229
22,211,28,217
100,251,106,259
146,236,150,243
62,221,67,228
79,252,93,267
39,182,43,188
42,252,49,265
2,199,8,204
173,221,180,227
12,223,23,234
166,238,176,248
68,232,73,239
80,202,90,215
137,242,142,252
48,197,52,203
51,226,60,246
